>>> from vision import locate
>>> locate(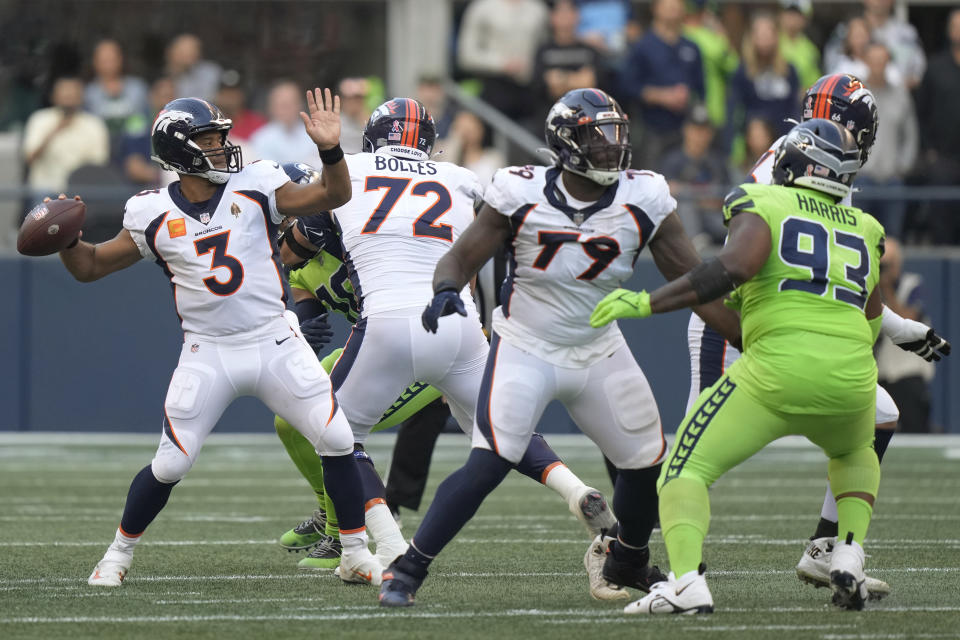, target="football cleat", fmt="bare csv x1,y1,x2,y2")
797,536,890,600
584,532,630,600
297,535,342,569
602,542,667,593
87,548,132,587
379,557,426,607
570,487,617,538
338,547,383,586
279,509,327,551
623,564,714,615
829,534,869,611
